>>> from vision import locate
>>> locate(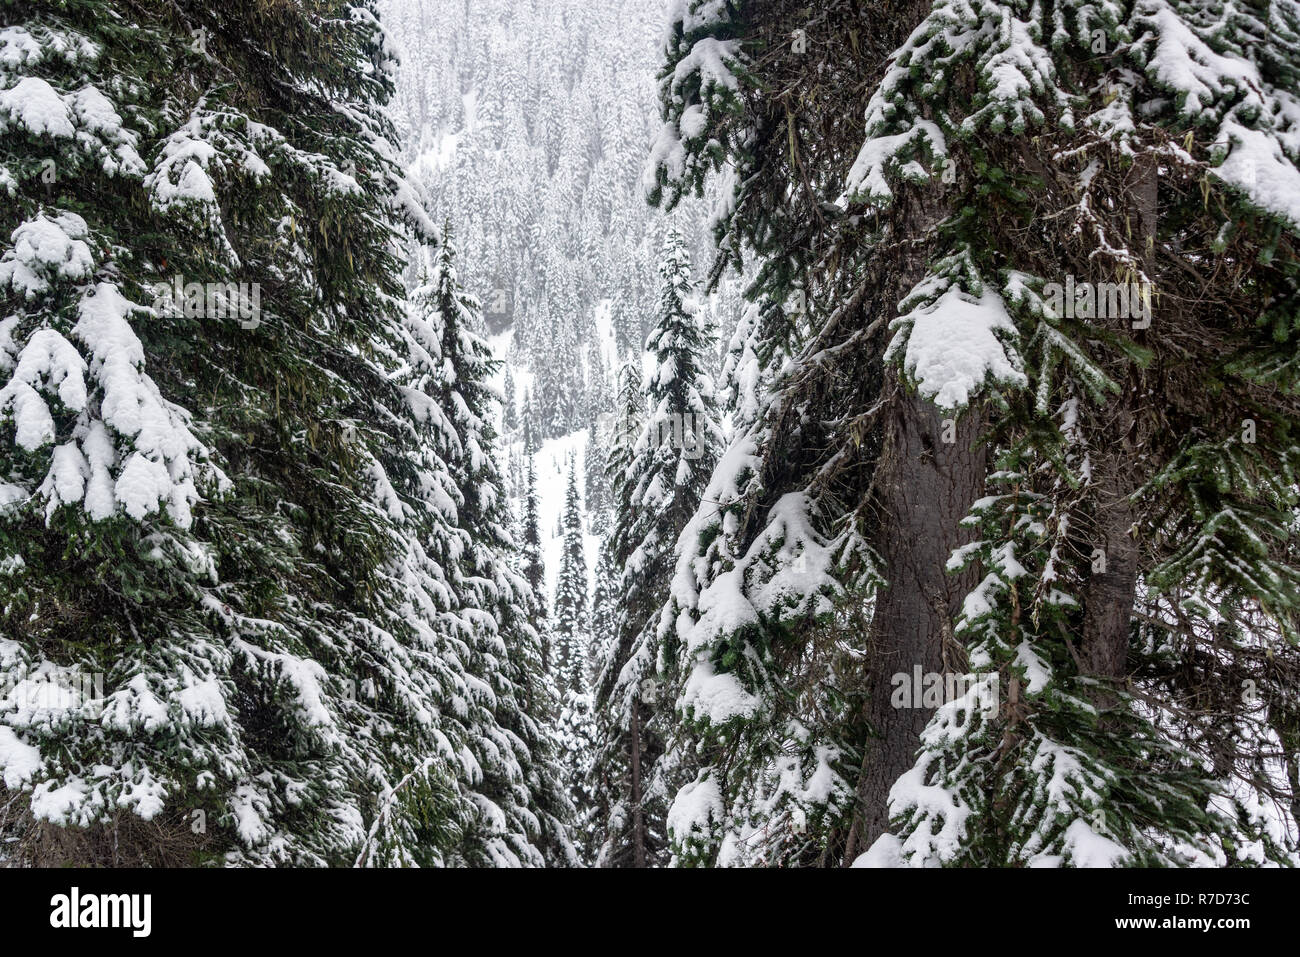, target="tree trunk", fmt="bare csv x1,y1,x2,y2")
844,390,987,861
630,703,646,868
1079,152,1157,704
1079,438,1139,707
